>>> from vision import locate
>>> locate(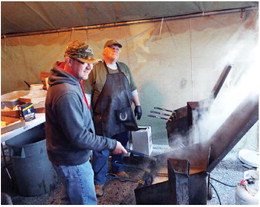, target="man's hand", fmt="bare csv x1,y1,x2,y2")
112,141,127,154
134,105,142,120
